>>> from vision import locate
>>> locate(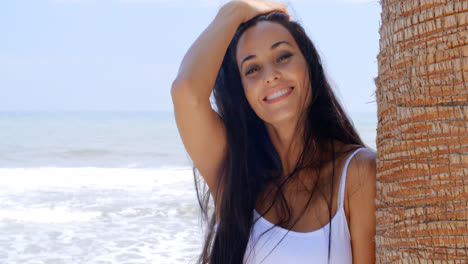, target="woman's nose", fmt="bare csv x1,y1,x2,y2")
264,66,281,85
